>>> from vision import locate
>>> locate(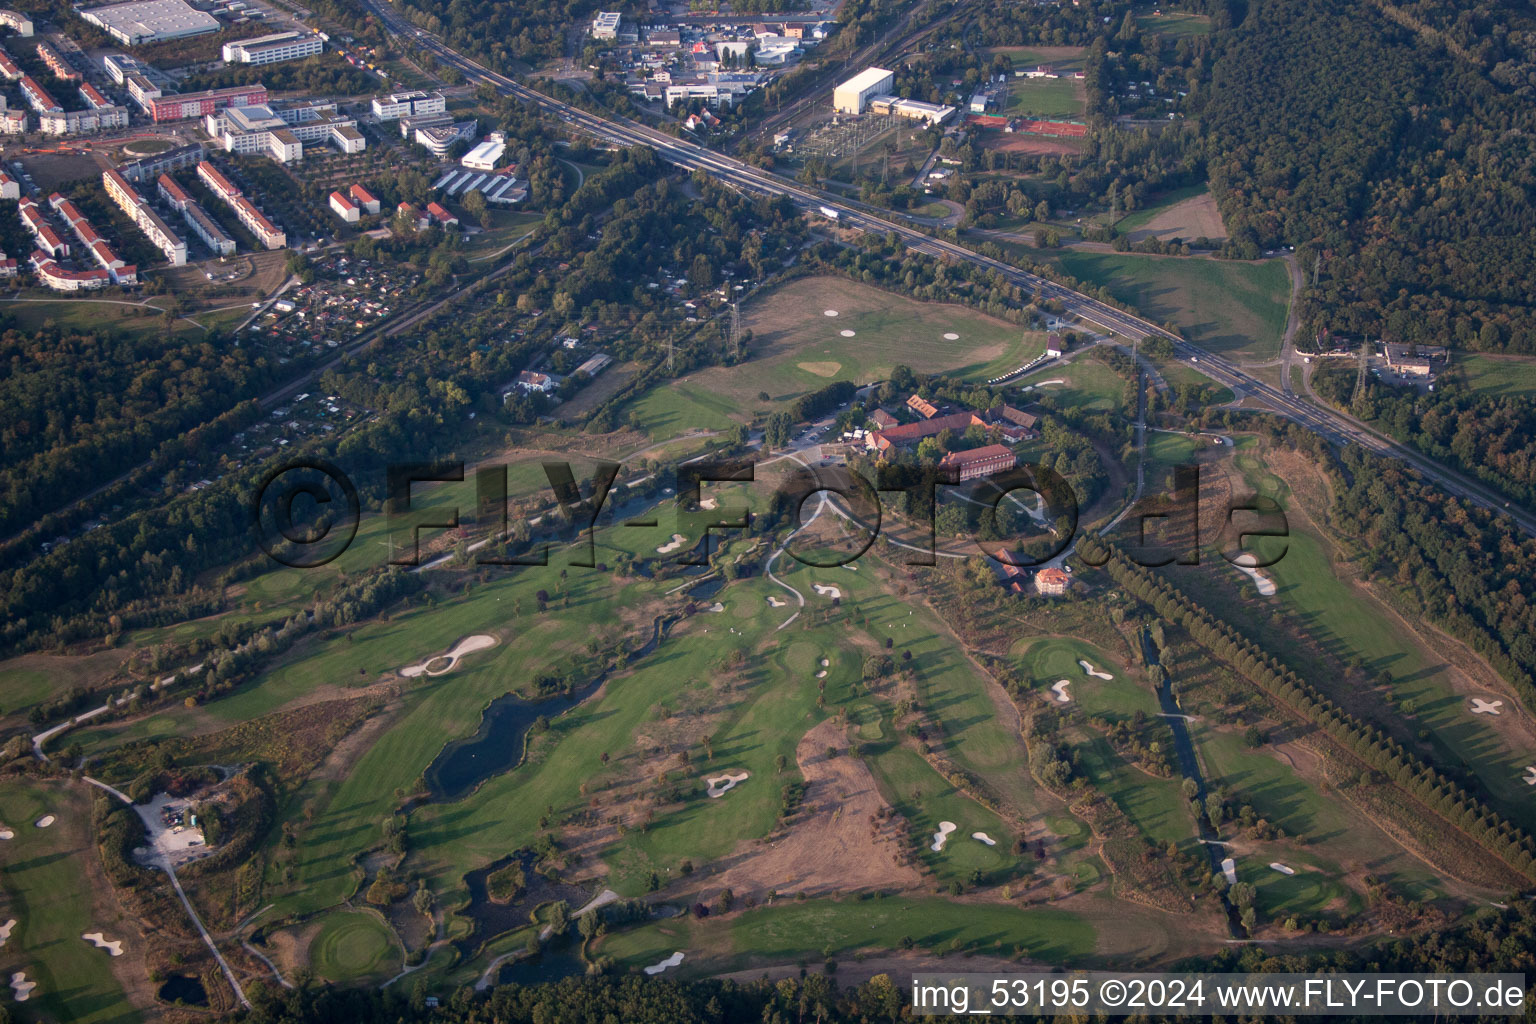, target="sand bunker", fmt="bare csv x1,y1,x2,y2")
706,771,750,798
82,932,124,956
0,919,14,948
705,602,725,613
10,972,35,1002
699,497,718,510
765,595,786,607
943,332,959,340
1268,863,1295,876
972,832,996,846
1232,553,1277,596
930,821,957,852
811,584,842,600
34,815,54,828
400,634,497,678
1220,857,1237,885
819,658,829,667
0,828,12,840
823,309,838,317
644,952,685,975
839,329,856,337
1523,766,1536,786
656,533,688,554
1050,680,1072,703
1078,660,1113,680
1470,698,1504,716
815,670,827,678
